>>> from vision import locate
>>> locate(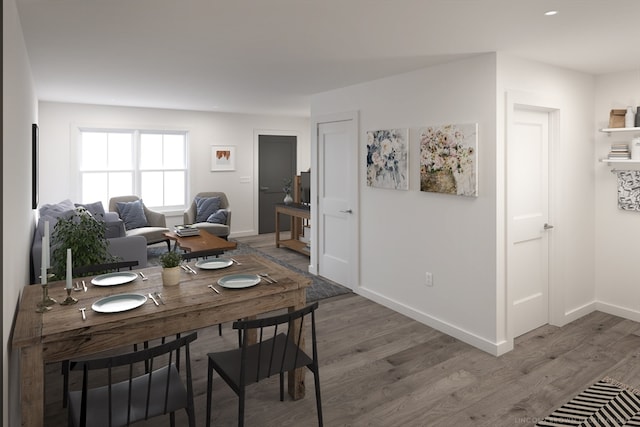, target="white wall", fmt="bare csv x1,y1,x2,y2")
3,0,39,424
496,55,596,343
594,70,640,320
312,54,501,353
311,53,597,355
38,102,310,236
